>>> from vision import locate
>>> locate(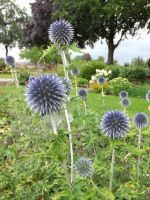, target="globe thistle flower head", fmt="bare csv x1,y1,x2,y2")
5,56,16,67
146,90,150,102
60,77,72,95
78,88,88,99
74,157,92,178
48,19,74,45
25,74,67,116
119,91,128,99
29,76,36,82
71,68,80,76
133,112,149,129
121,98,131,108
98,76,105,84
100,110,129,139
